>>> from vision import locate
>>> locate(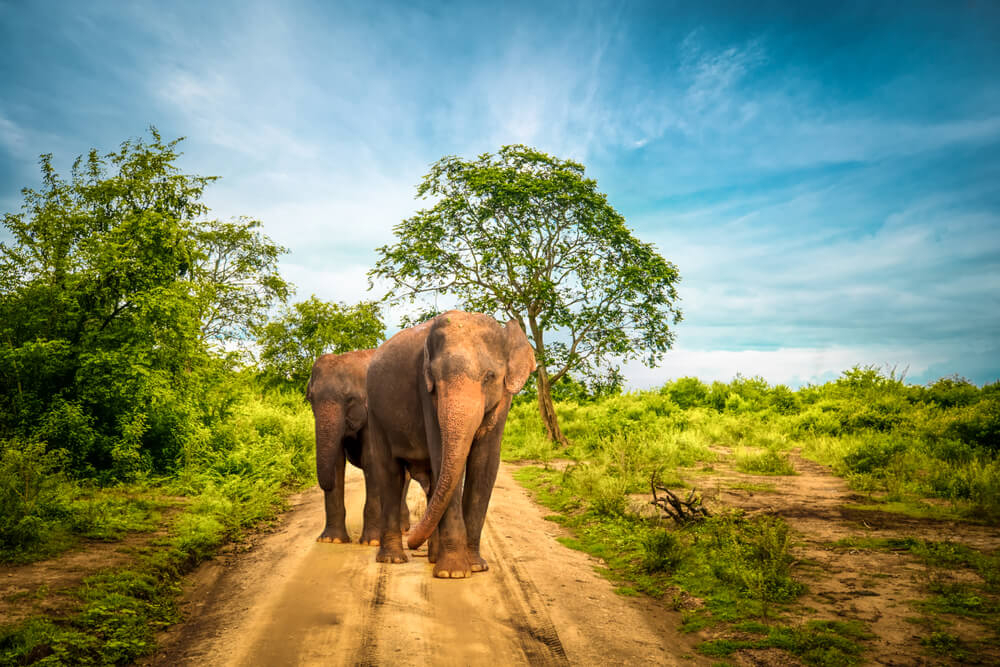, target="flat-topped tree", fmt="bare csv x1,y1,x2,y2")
370,145,682,445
